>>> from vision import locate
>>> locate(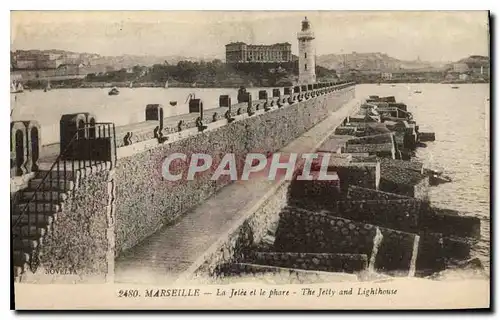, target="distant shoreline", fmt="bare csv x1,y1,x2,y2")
15,79,490,91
